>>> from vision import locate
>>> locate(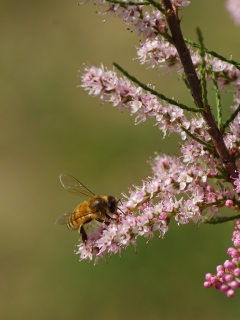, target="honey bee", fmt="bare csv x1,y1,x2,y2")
56,174,119,242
